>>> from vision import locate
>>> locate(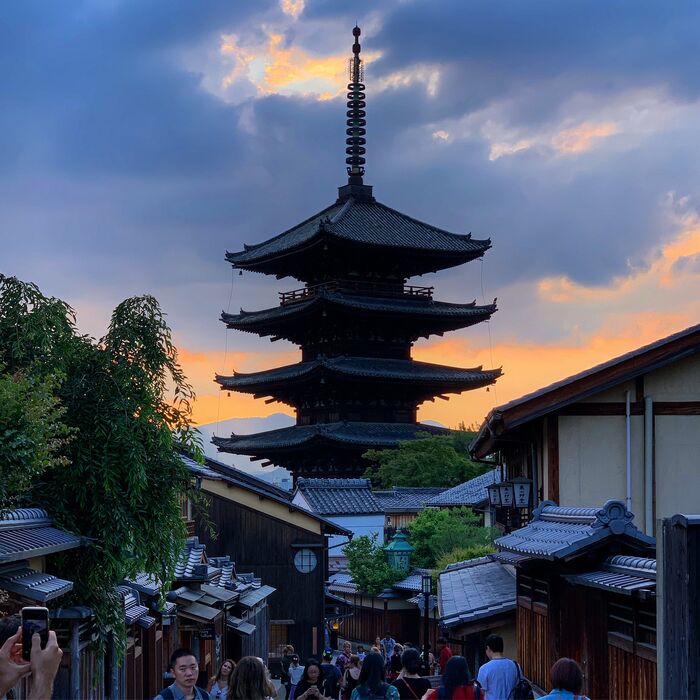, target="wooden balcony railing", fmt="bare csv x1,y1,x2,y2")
279,279,434,305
